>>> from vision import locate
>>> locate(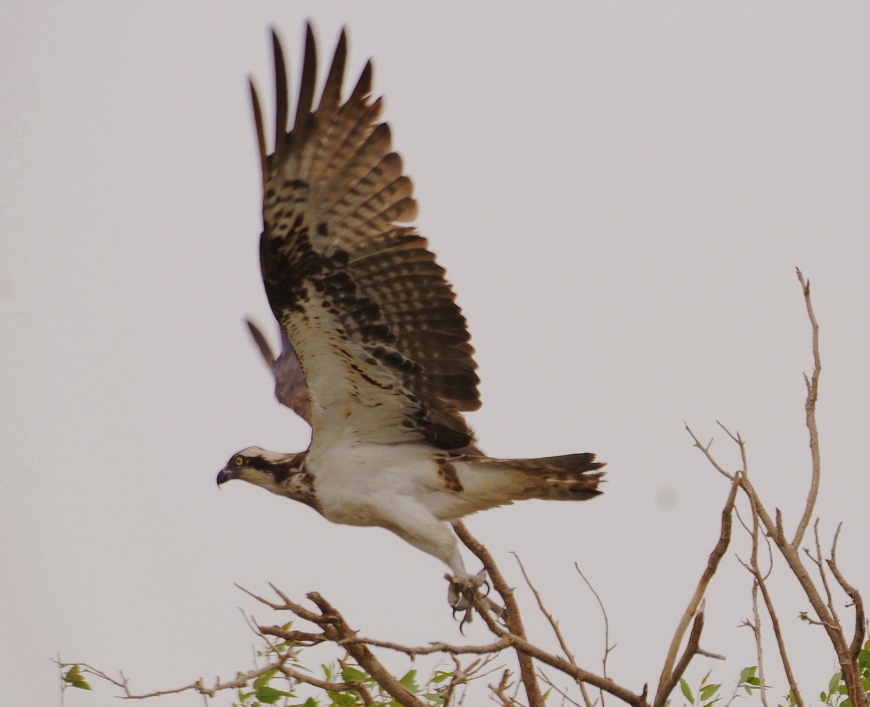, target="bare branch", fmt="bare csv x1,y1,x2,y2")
513,553,576,665
740,488,805,707
454,521,544,707
305,592,429,707
827,524,867,662
655,609,706,707
575,563,615,683
654,475,739,707
489,669,518,707
261,624,511,657
537,669,585,707
811,520,840,625
685,424,735,480
469,602,649,707
745,505,771,707
234,582,324,624
792,268,821,549
55,657,291,701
